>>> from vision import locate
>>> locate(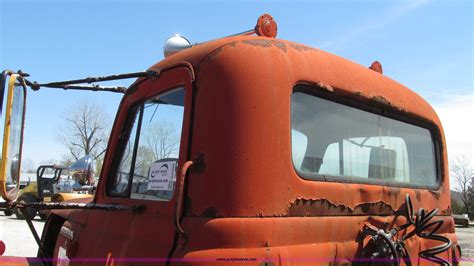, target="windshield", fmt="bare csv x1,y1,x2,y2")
291,90,438,187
